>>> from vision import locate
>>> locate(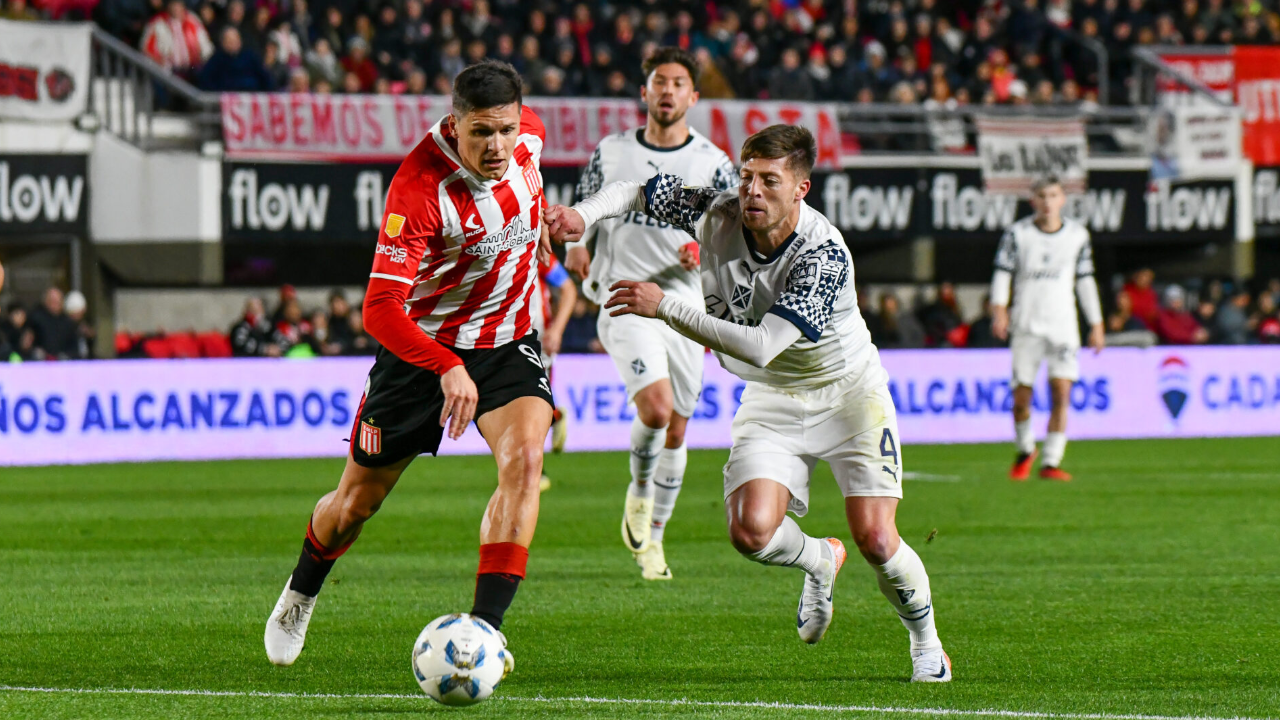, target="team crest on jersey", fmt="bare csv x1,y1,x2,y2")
730,284,753,310
521,160,542,197
384,213,405,238
359,420,382,455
